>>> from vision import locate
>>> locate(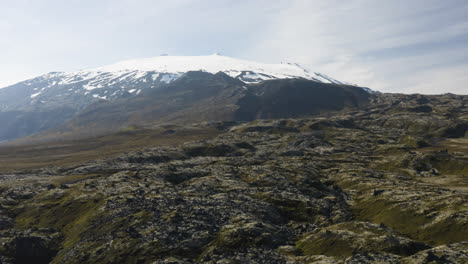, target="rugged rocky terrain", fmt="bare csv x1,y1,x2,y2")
0,92,467,263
